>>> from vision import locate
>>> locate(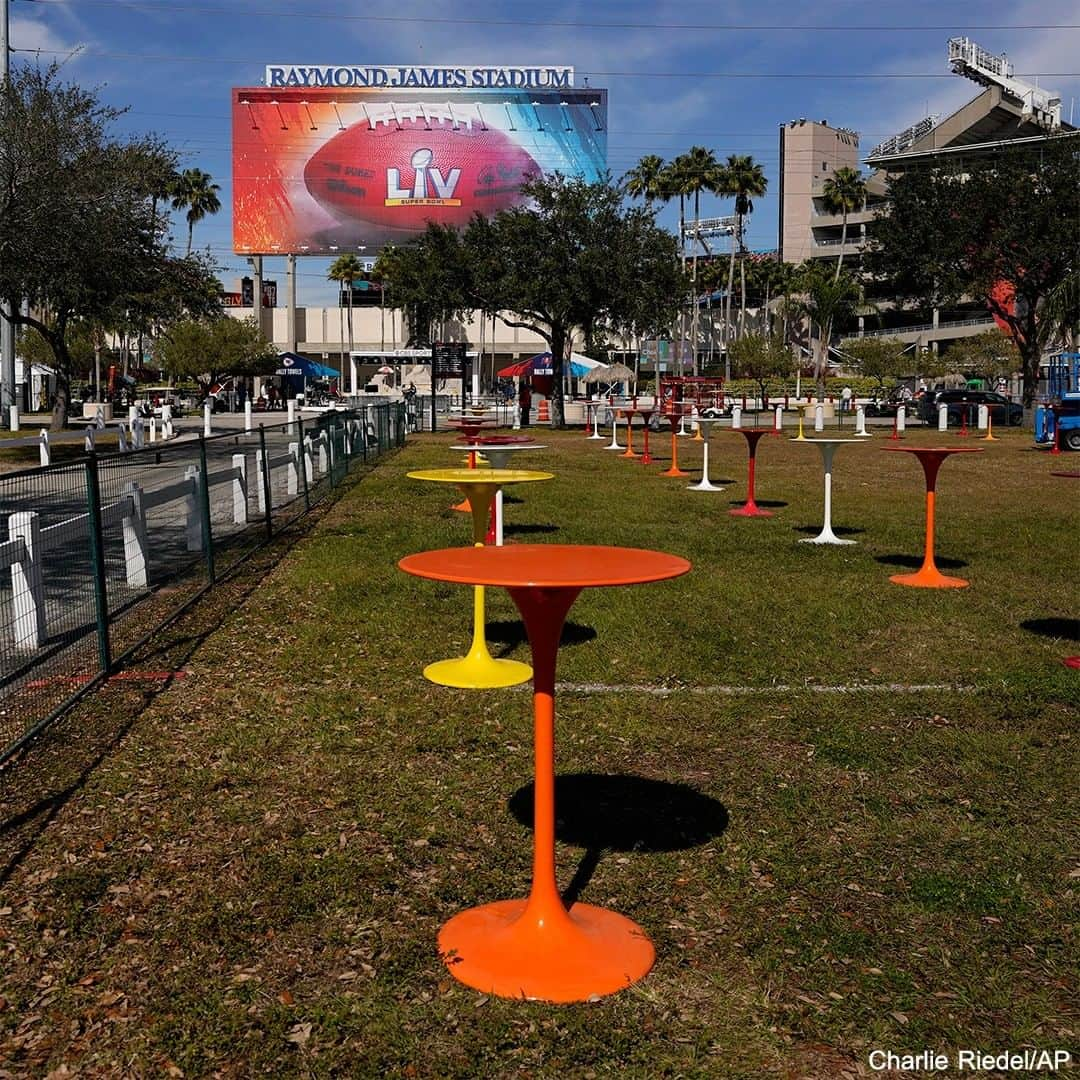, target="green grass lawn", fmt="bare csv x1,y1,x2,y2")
0,425,1076,1077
